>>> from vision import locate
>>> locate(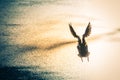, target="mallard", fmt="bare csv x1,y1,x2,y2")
69,22,91,62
